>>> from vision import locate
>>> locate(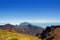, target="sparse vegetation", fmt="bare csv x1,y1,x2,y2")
0,29,41,40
